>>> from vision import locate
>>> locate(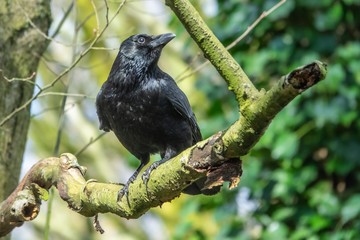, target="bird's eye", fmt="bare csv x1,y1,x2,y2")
137,37,145,44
